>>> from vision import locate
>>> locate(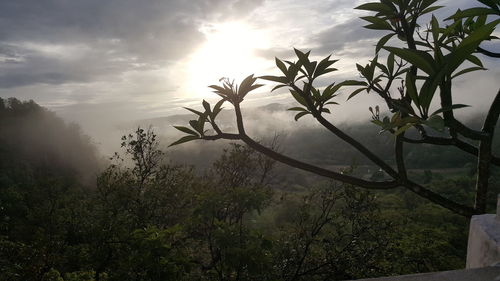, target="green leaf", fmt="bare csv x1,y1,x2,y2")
376,33,396,53
245,83,264,97
425,115,445,131
325,101,339,105
306,61,317,77
387,52,395,74
420,5,444,16
169,135,200,147
430,104,470,116
371,119,384,127
355,2,394,14
314,55,338,78
444,19,500,75
294,49,311,70
287,62,300,81
238,74,262,98
418,74,441,112
294,111,309,121
391,111,400,123
384,47,436,74
275,58,288,75
290,90,307,106
212,99,225,118
394,123,414,136
431,15,440,43
184,107,204,116
259,75,289,84
466,54,484,68
347,88,367,101
271,84,288,92
405,72,420,107
173,126,199,136
189,120,201,133
356,63,365,75
447,7,499,20
360,16,393,30
320,68,338,76
376,62,389,75
288,107,307,112
451,66,486,79
321,84,337,101
419,0,439,10
339,80,368,87
311,87,321,100
202,100,211,113
477,0,500,11
209,84,234,100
